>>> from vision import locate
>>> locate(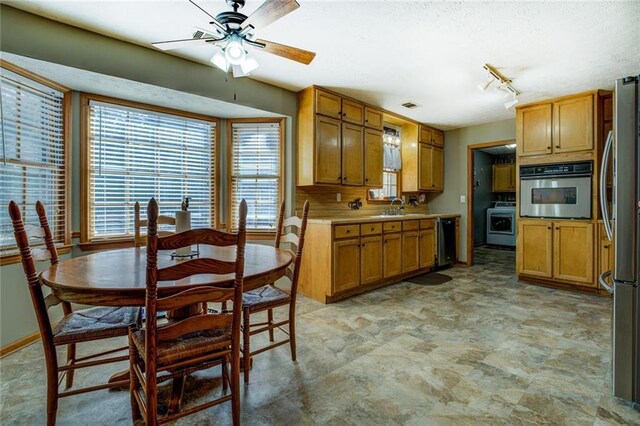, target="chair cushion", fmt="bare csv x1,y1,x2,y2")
131,326,231,366
53,306,141,345
243,285,291,312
